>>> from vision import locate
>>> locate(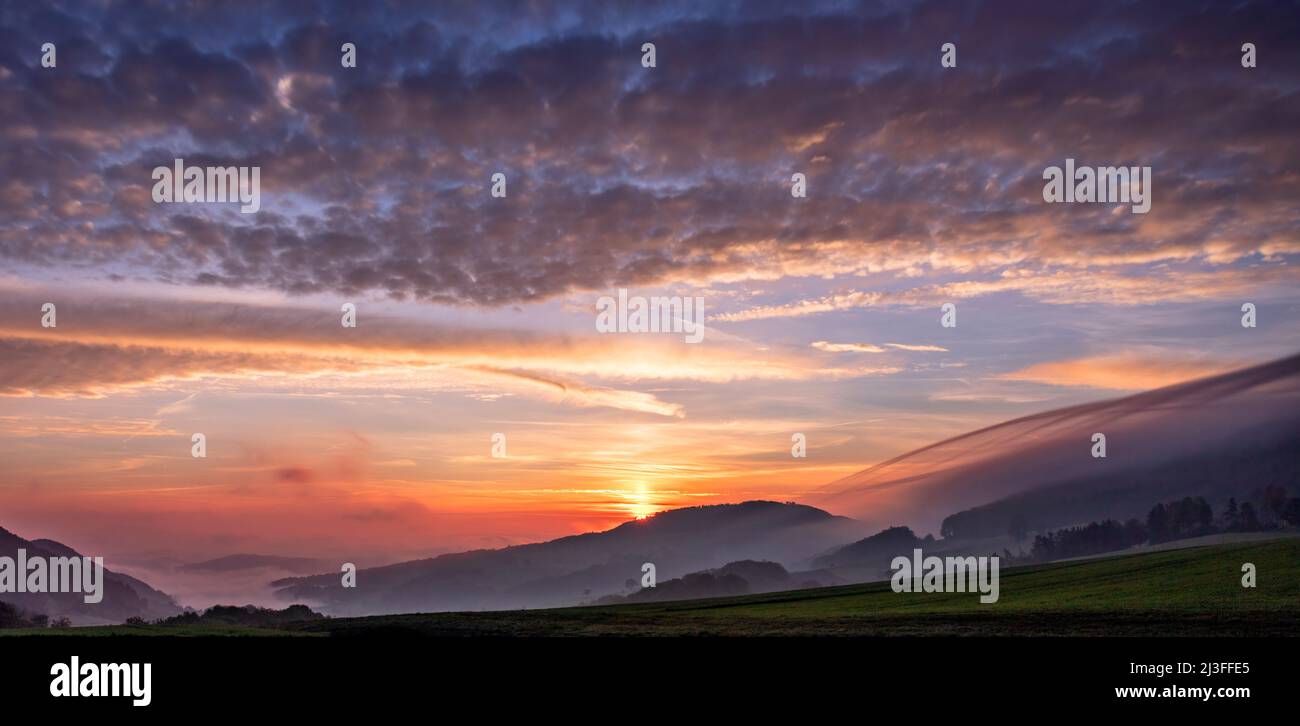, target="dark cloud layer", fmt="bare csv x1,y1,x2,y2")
1,0,1297,305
